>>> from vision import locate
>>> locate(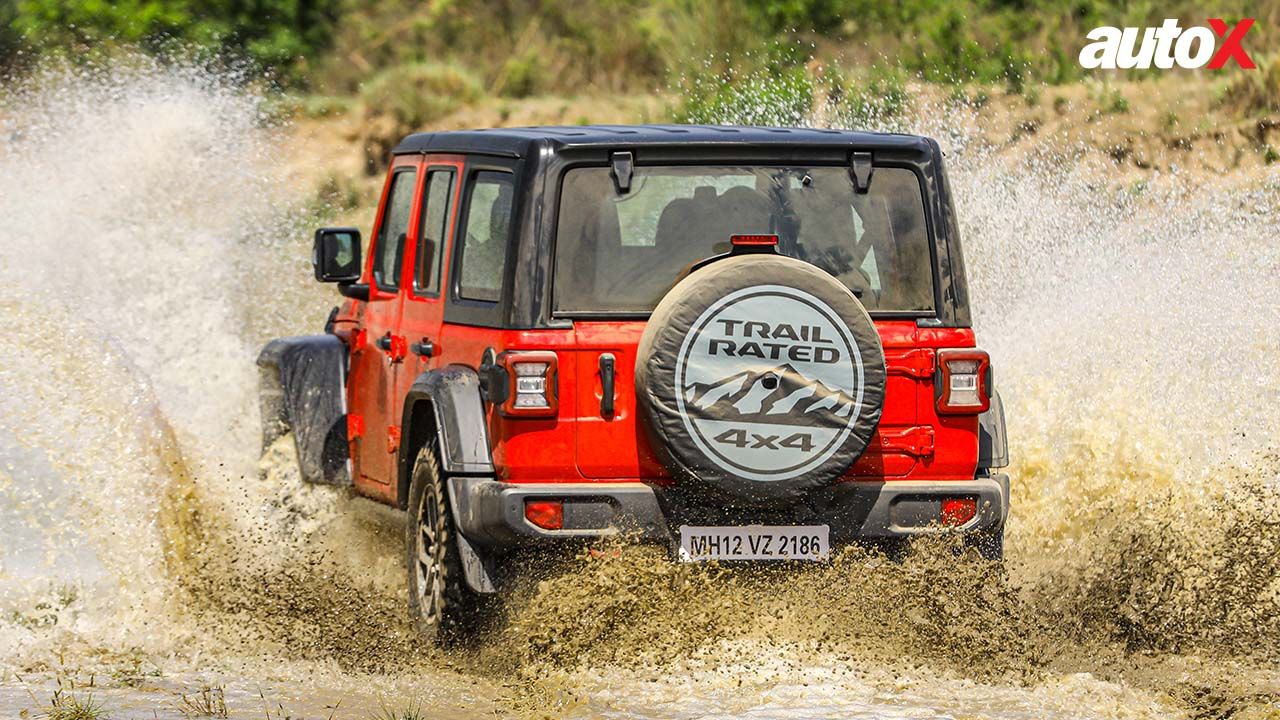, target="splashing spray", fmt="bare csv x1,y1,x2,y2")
2,57,1279,719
